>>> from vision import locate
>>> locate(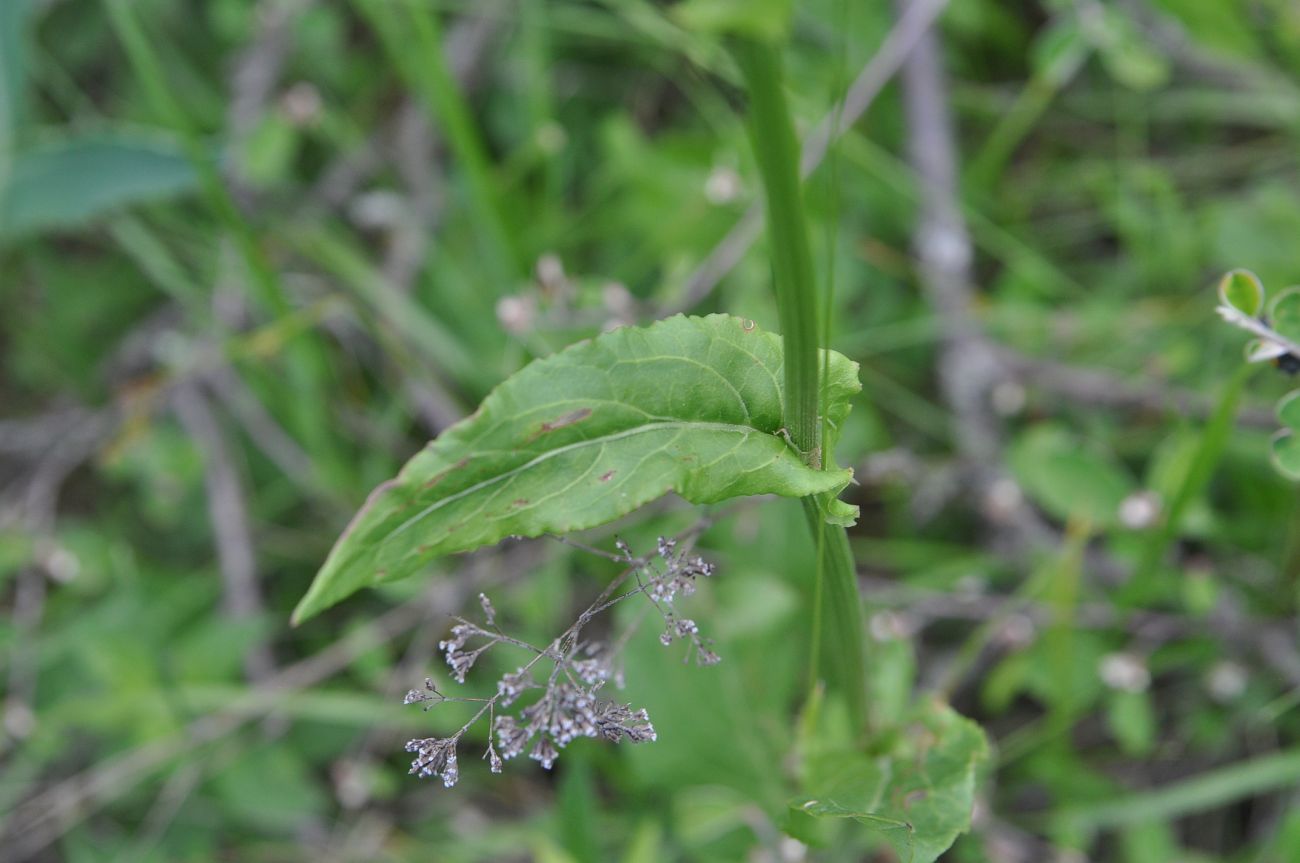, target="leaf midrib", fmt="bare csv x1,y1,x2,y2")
389,419,772,540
